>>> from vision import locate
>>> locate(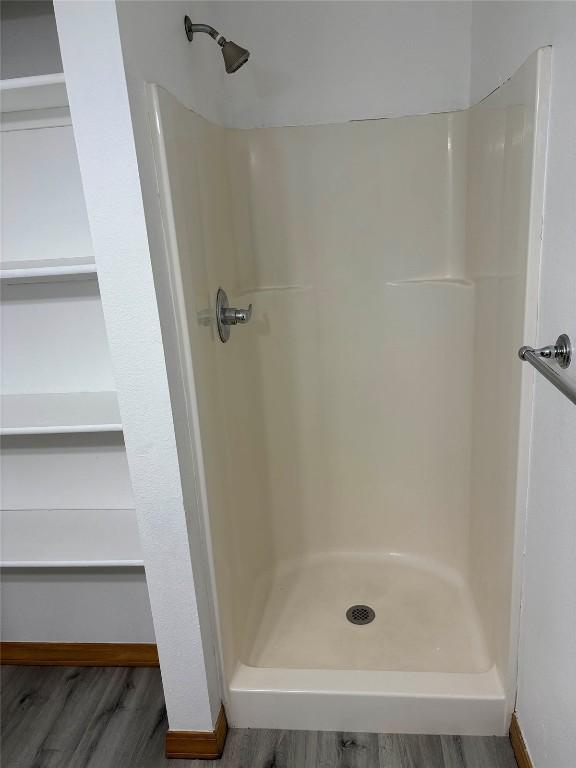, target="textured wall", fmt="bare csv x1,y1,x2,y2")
53,0,220,732
204,1,472,128
109,1,471,129
471,5,576,767
0,1,62,78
